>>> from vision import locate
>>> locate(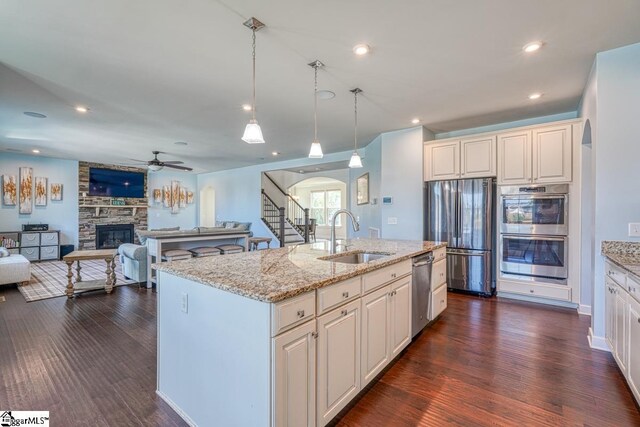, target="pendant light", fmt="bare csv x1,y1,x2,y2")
242,17,266,144
308,60,324,158
349,88,363,168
